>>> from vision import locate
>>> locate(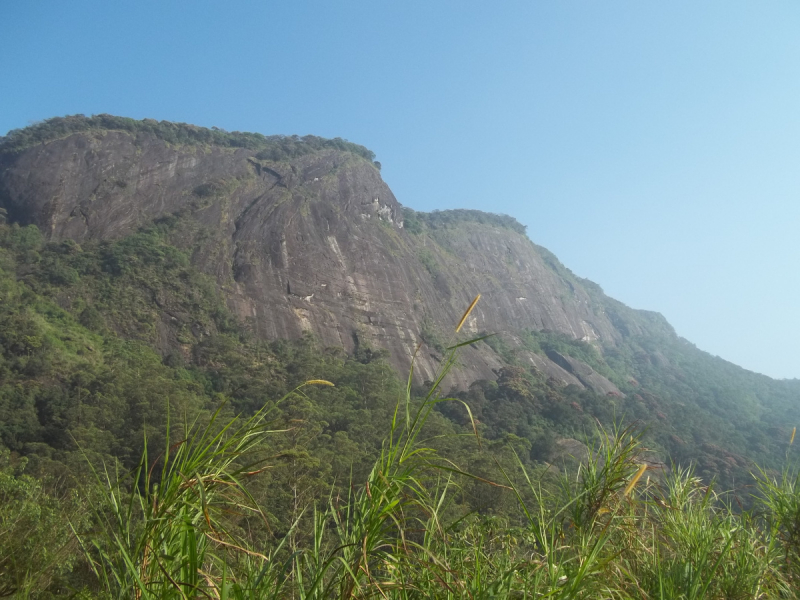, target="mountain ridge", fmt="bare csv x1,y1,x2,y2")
0,115,640,391
1,115,799,490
